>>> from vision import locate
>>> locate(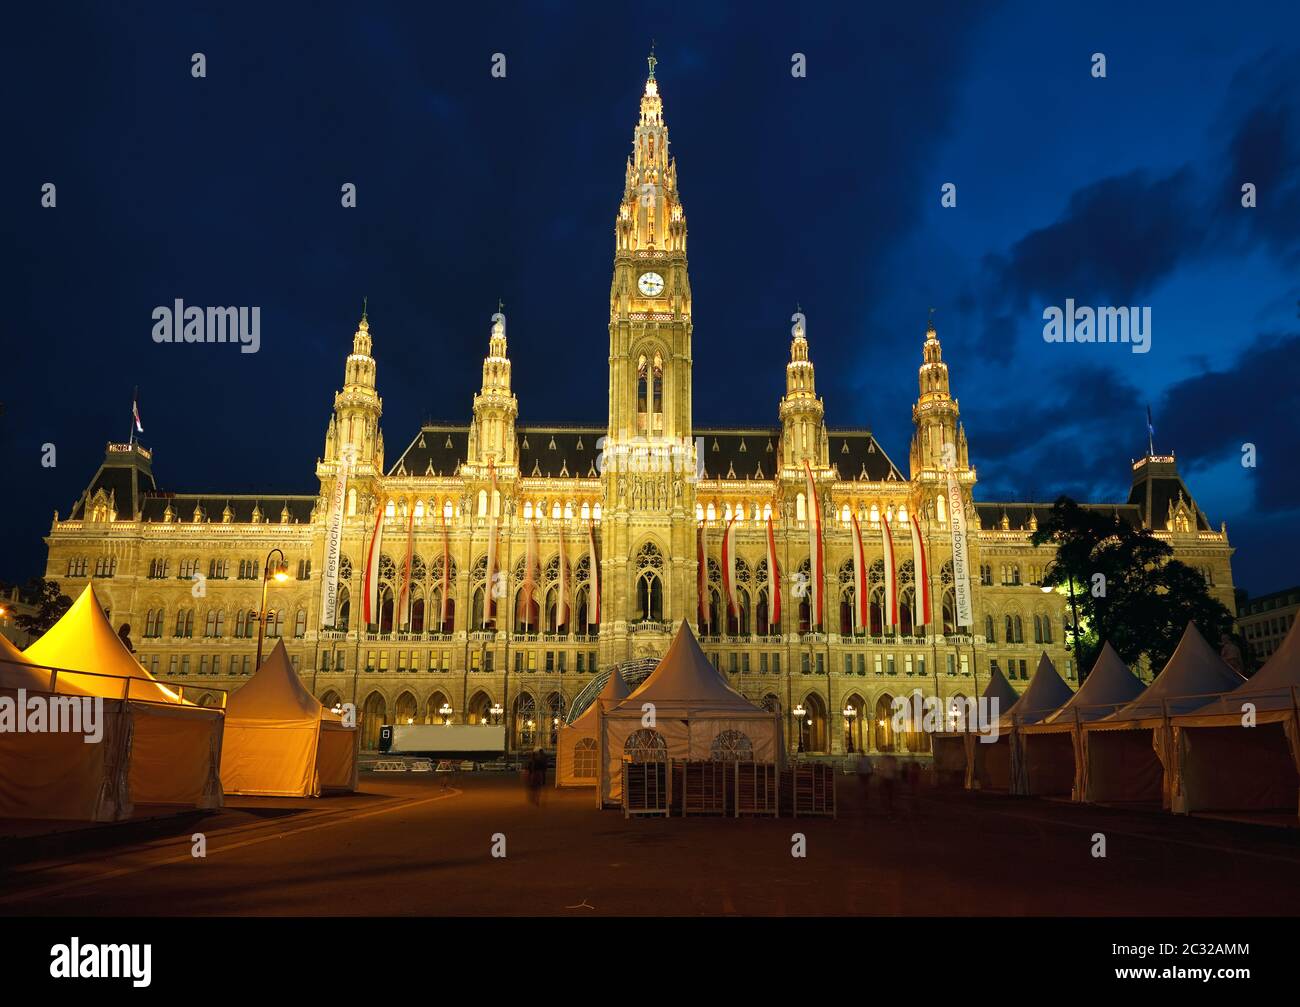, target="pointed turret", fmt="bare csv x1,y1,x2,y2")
909,316,970,479
468,309,519,469
318,304,384,502
615,48,688,256
778,310,828,471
